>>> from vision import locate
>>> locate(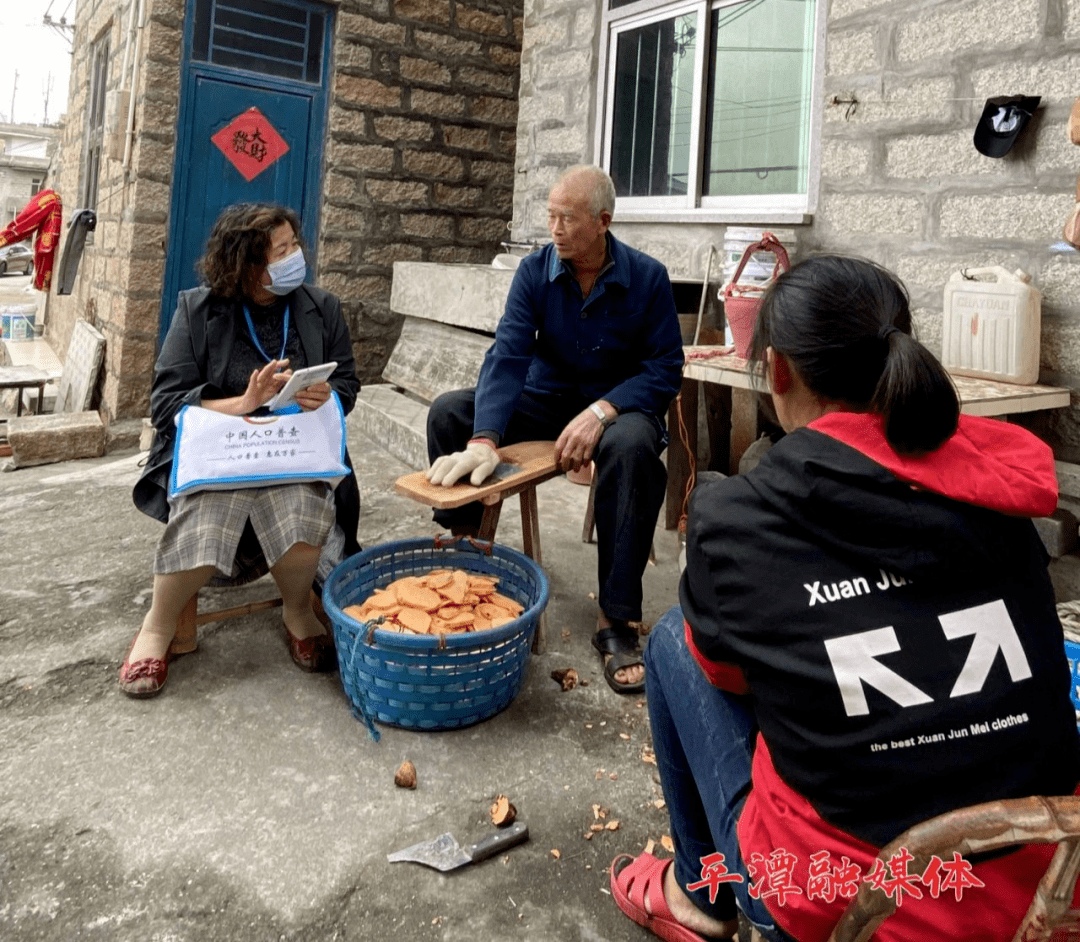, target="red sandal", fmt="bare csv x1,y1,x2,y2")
610,852,713,942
